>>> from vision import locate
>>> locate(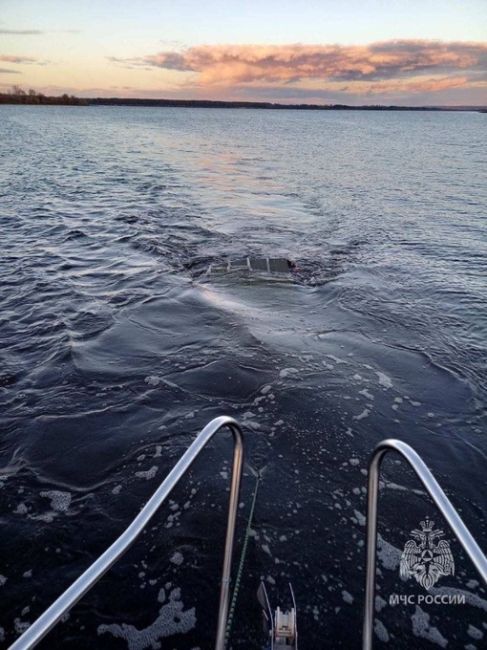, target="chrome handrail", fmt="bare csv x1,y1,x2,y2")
10,416,244,650
363,438,487,650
